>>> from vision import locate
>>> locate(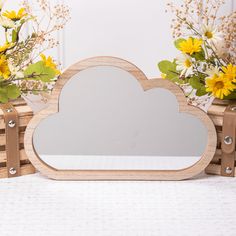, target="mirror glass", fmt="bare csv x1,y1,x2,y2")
33,66,207,170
